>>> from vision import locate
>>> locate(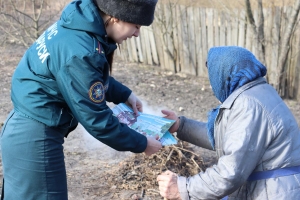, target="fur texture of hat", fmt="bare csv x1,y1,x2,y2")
95,0,158,26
